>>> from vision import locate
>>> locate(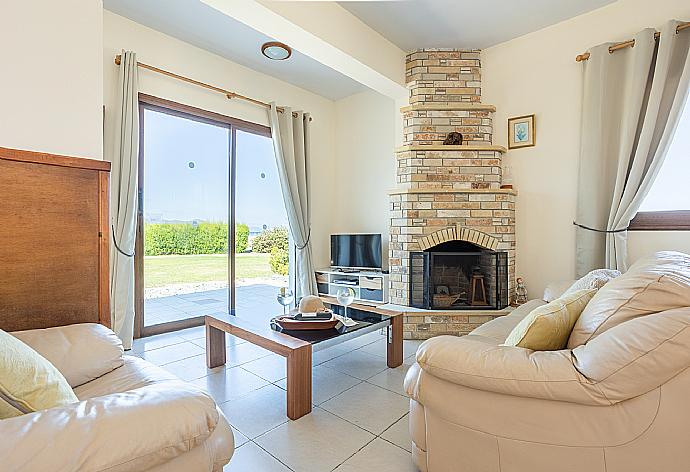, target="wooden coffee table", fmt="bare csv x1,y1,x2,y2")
205,298,403,420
